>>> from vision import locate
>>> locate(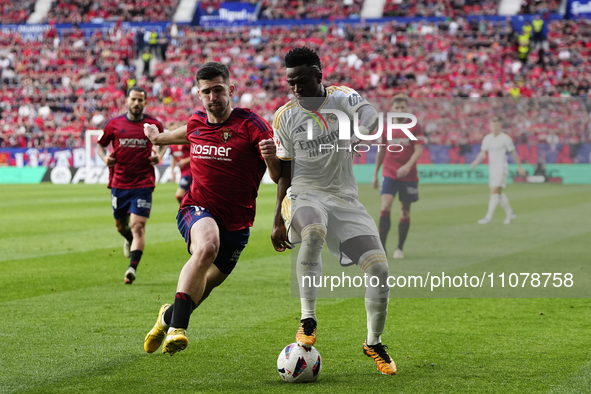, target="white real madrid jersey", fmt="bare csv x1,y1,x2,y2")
273,86,370,198
481,132,516,171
